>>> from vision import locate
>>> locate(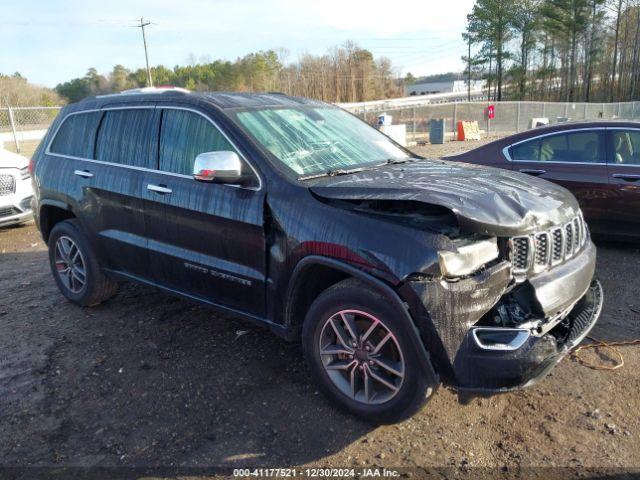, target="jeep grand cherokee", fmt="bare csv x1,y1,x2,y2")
31,88,603,422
